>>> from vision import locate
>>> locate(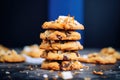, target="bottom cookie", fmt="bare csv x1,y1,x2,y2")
41,60,83,71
